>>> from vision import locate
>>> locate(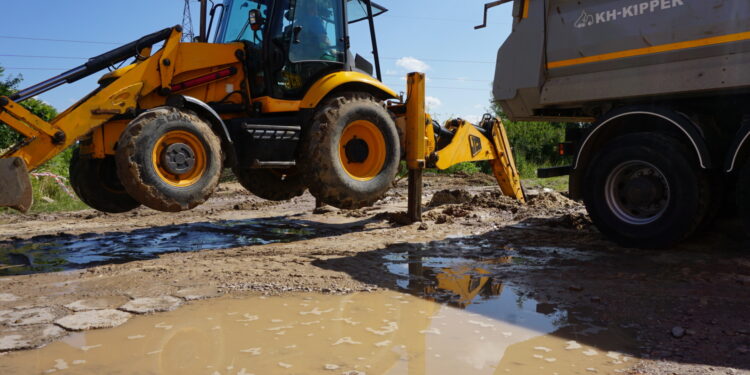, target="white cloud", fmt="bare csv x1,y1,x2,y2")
426,96,442,111
461,114,483,124
395,57,430,72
